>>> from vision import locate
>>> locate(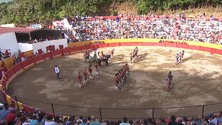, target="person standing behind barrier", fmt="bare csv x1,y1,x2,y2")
54,65,60,80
